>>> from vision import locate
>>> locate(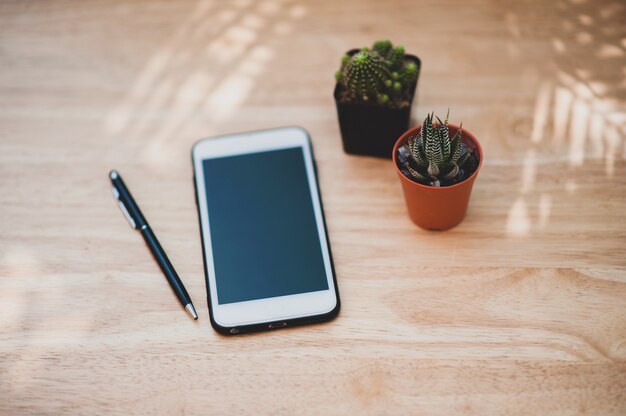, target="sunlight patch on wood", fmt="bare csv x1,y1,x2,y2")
567,99,590,166
506,197,530,237
531,82,552,143
538,194,552,229
553,86,574,146
521,149,536,194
